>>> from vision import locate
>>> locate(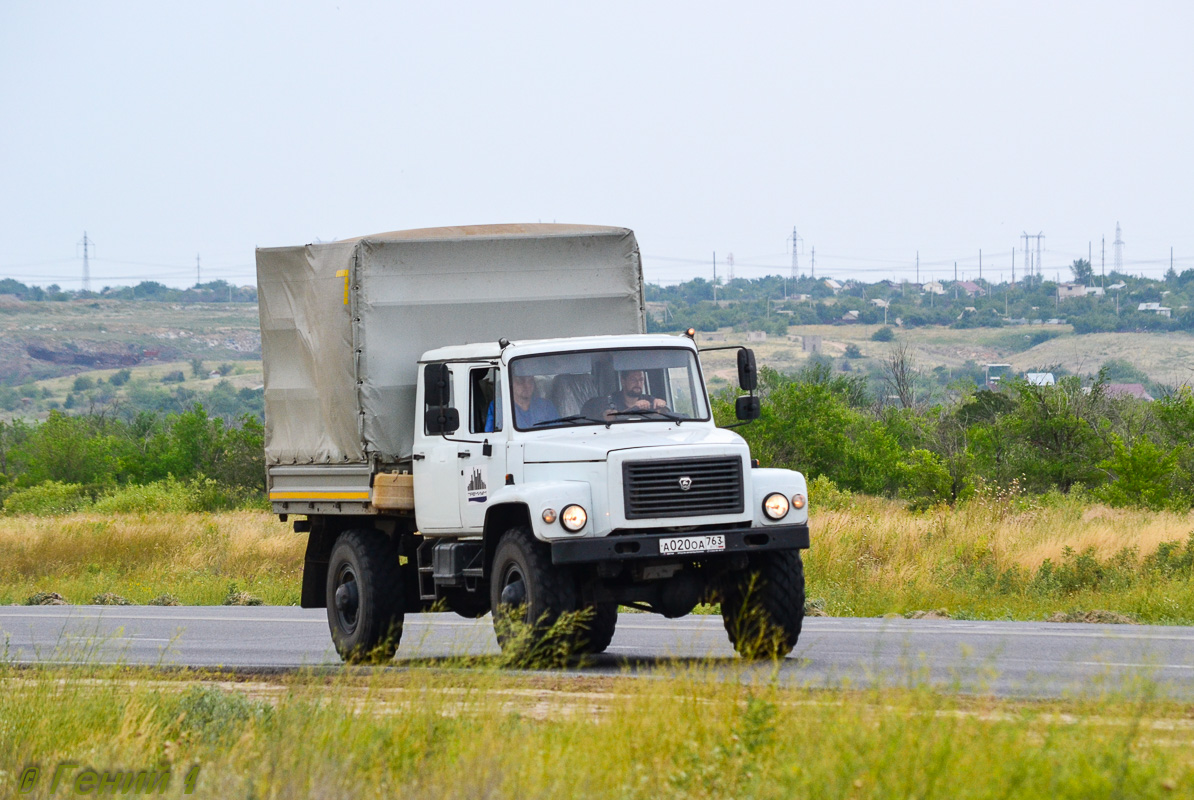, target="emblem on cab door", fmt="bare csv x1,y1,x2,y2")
678,476,692,491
